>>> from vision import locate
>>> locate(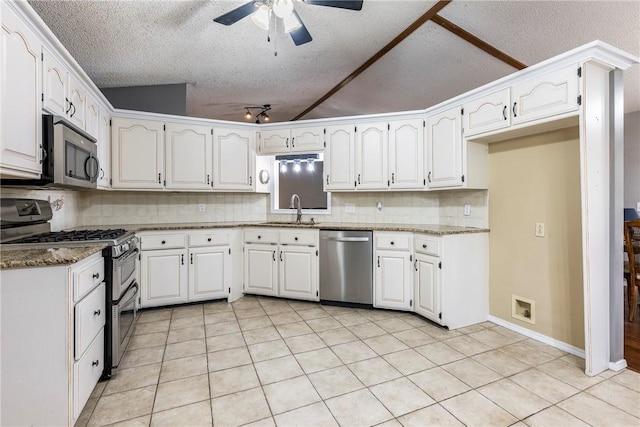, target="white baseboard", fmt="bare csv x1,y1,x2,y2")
487,315,586,358
609,359,628,371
